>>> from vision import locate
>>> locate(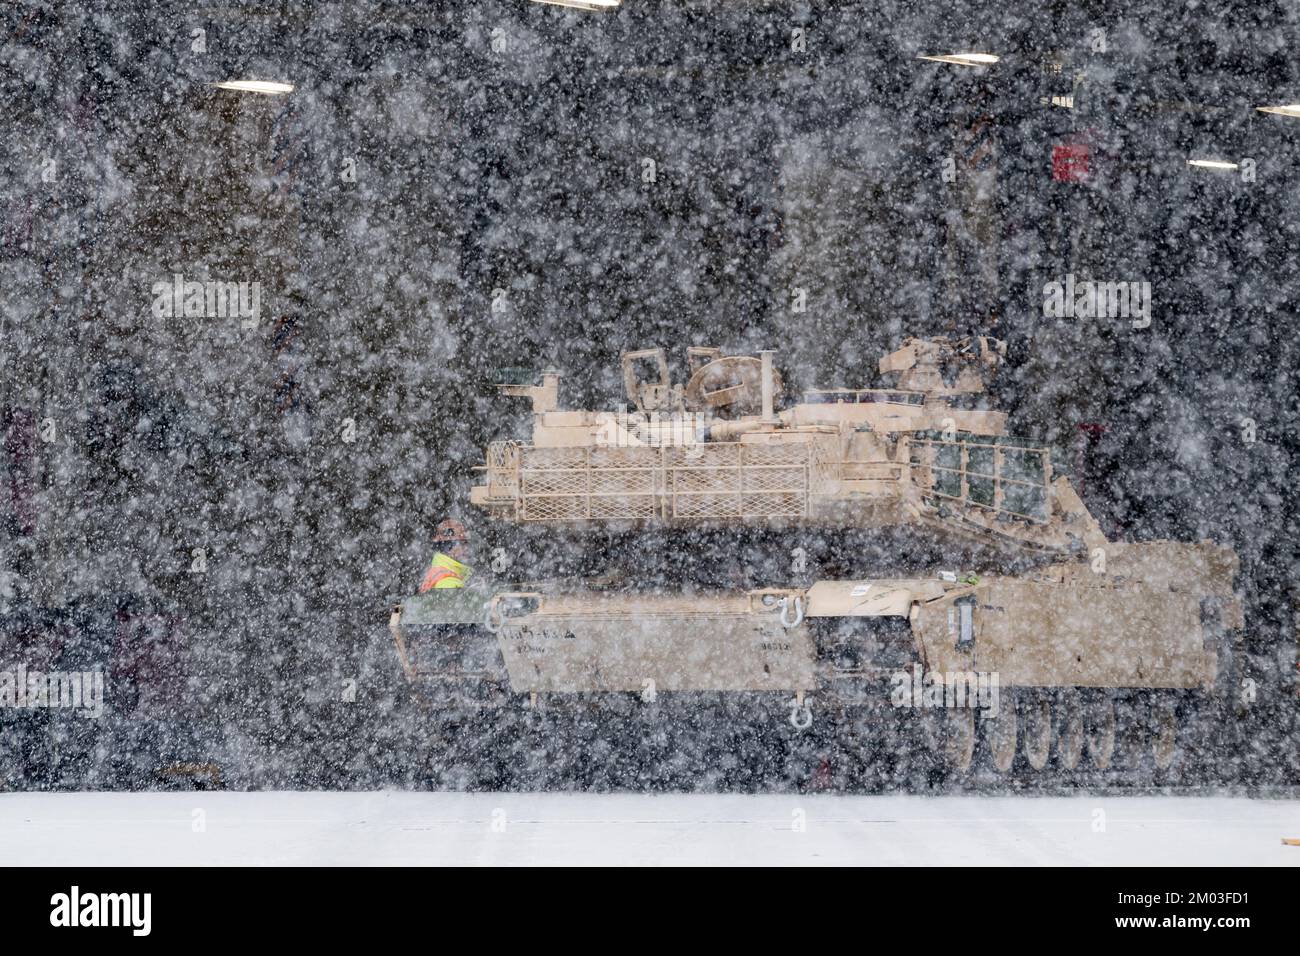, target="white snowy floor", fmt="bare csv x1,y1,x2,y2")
2,792,1297,865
